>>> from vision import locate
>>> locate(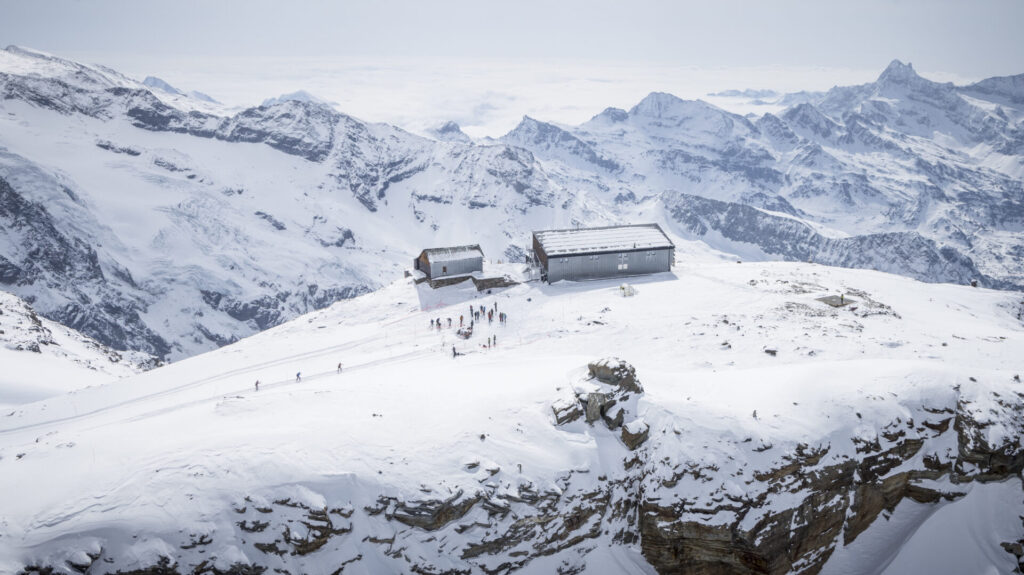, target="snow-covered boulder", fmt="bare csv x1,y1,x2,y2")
621,418,650,450
587,357,643,394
